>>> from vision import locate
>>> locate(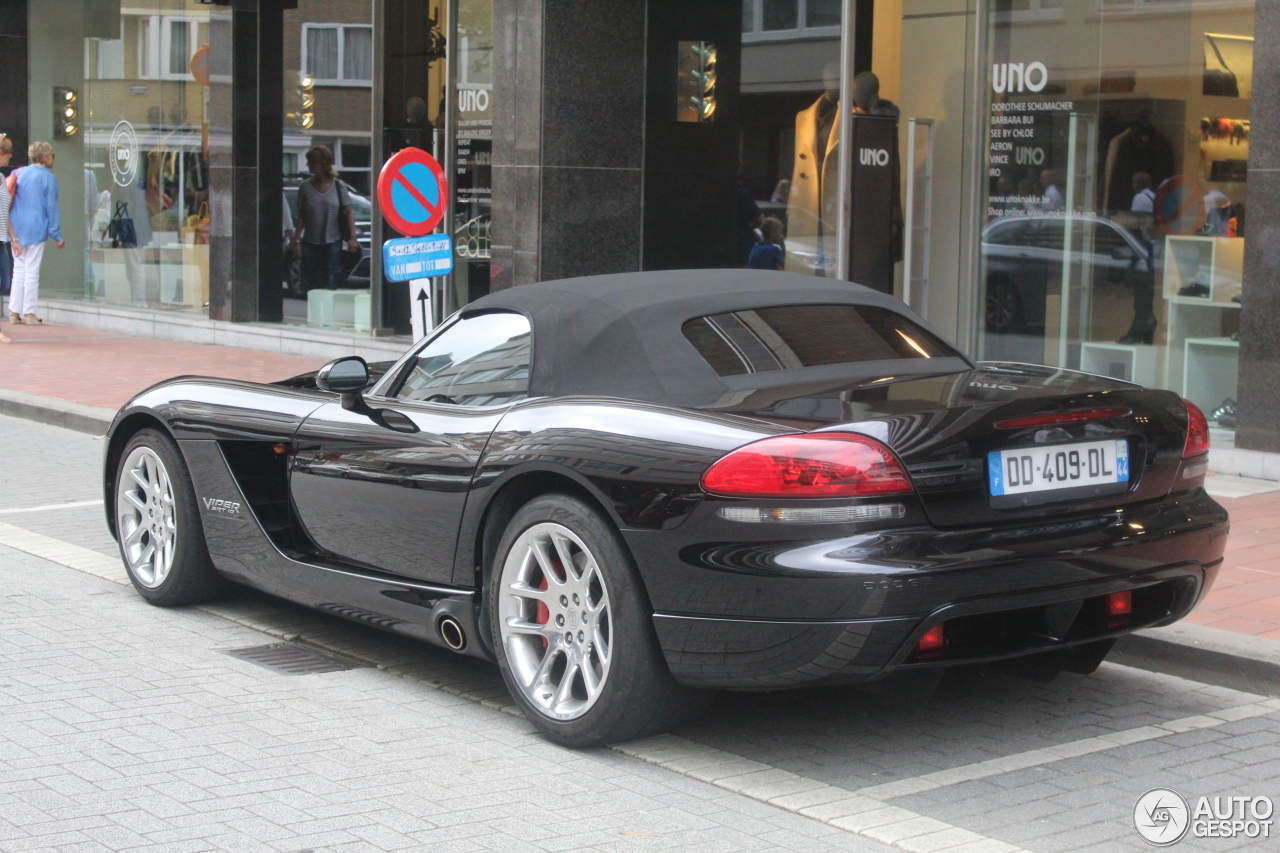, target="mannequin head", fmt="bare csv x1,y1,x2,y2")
406,96,427,127
852,71,881,113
